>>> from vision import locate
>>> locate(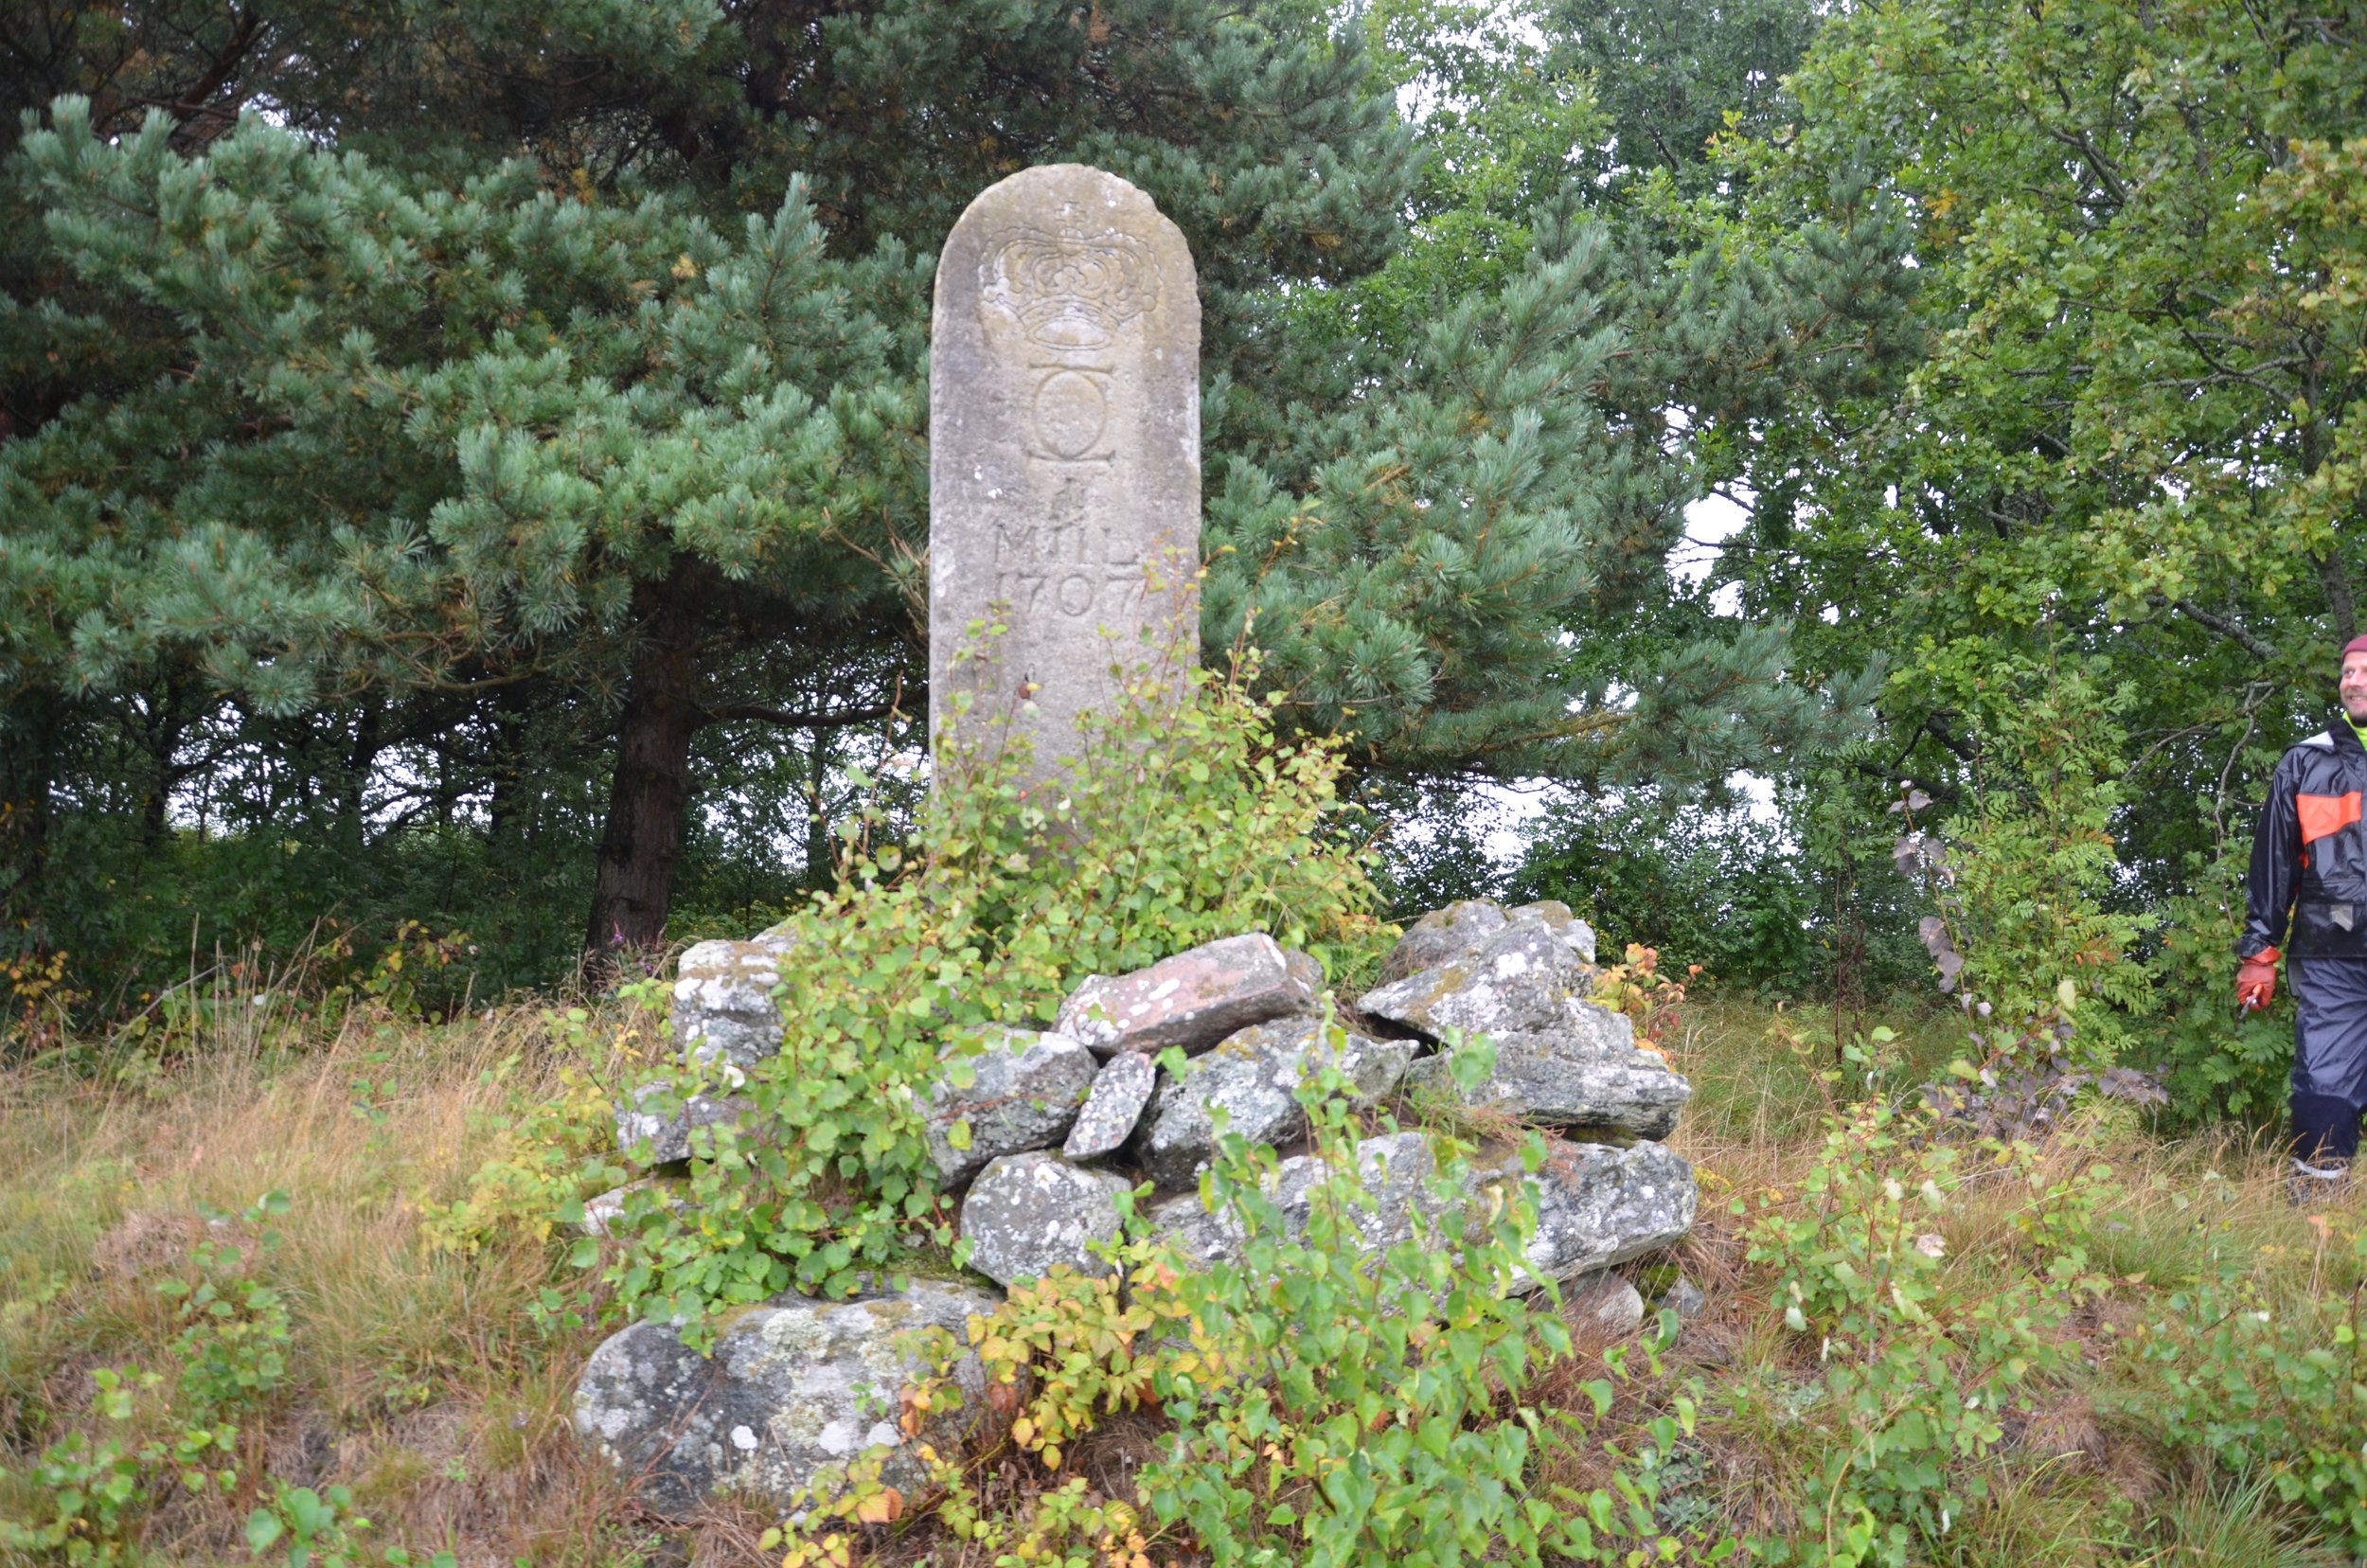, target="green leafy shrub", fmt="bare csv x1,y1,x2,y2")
419,1006,648,1258
2144,847,2295,1125
589,656,1388,1339
1736,1091,2113,1565
783,1039,1693,1567
1891,649,2156,1075
1512,796,1839,993
1,1193,295,1563
2109,1219,2367,1557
